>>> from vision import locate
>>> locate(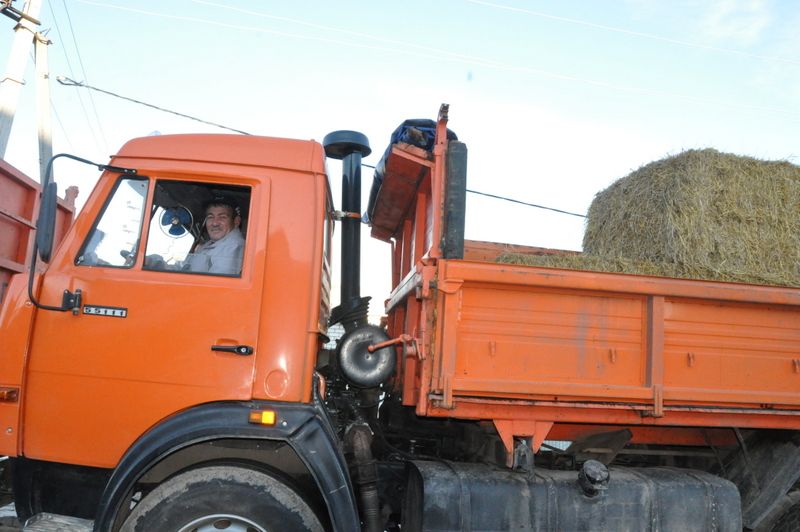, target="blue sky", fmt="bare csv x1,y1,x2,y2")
3,0,799,315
